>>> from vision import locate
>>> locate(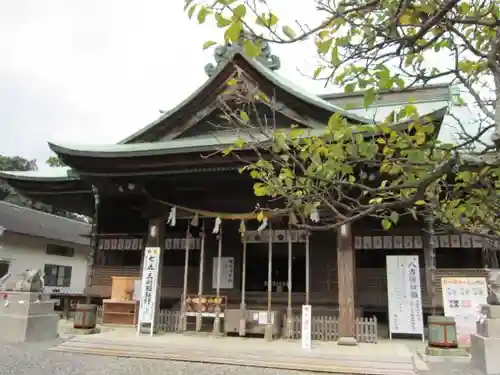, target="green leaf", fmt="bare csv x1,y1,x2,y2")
215,13,232,27
317,38,332,54
197,6,210,24
399,13,413,25
415,200,426,206
382,219,392,230
203,41,217,50
240,110,249,123
330,46,341,66
187,5,197,19
243,39,261,57
254,183,268,197
363,88,376,108
282,25,296,40
313,67,323,79
256,12,278,27
224,21,243,42
235,136,246,148
344,83,356,93
233,4,247,19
